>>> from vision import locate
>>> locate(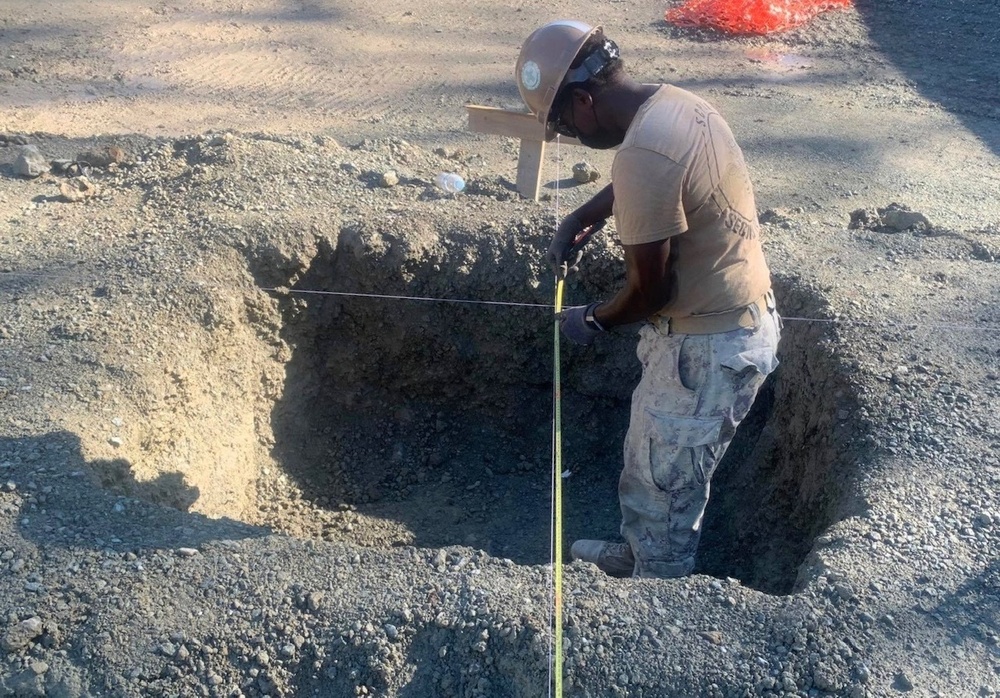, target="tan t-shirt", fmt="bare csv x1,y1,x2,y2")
612,85,771,318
